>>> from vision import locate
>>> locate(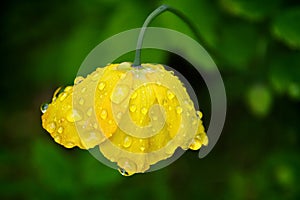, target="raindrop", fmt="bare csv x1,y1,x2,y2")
98,82,106,91
100,109,108,120
79,97,85,105
189,138,202,150
140,146,145,152
141,107,148,115
65,142,74,148
167,90,175,100
116,112,122,119
129,105,137,112
176,106,183,114
40,103,49,113
54,135,61,143
57,126,64,134
81,87,87,93
74,76,84,85
130,91,137,99
86,108,93,117
196,111,203,119
46,122,56,133
59,93,68,101
118,168,131,176
123,136,132,148
66,109,82,122
110,85,129,104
